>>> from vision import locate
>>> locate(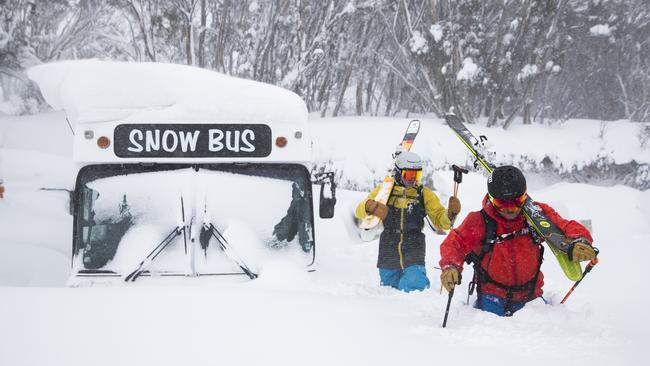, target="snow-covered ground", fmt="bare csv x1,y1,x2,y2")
1,61,649,365
1,111,649,366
